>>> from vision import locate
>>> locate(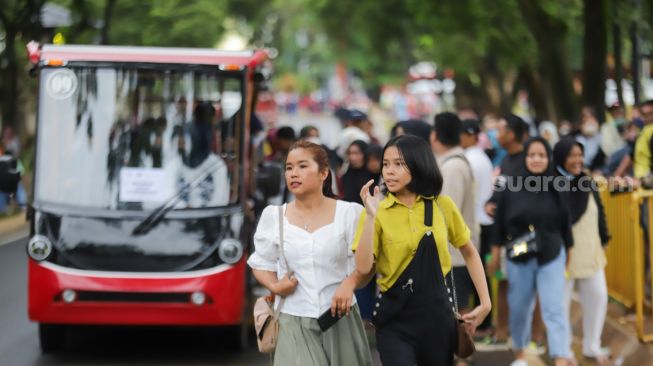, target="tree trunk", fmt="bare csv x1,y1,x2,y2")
582,0,608,122
518,0,578,122
518,64,551,121
479,54,510,115
1,28,19,131
613,1,625,108
100,0,117,45
631,21,641,105
454,75,488,114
